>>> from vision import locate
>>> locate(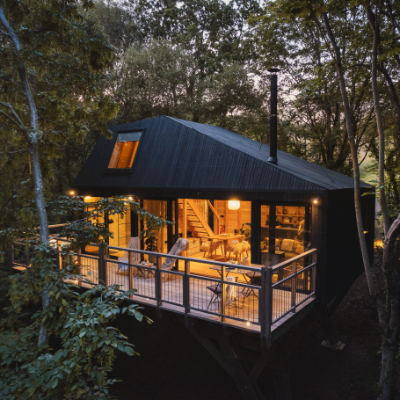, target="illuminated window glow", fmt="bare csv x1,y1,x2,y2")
108,131,142,169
